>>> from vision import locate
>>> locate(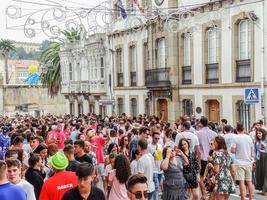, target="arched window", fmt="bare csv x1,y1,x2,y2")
130,98,137,117
239,20,250,60
182,99,193,116
117,98,124,116
236,100,251,131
